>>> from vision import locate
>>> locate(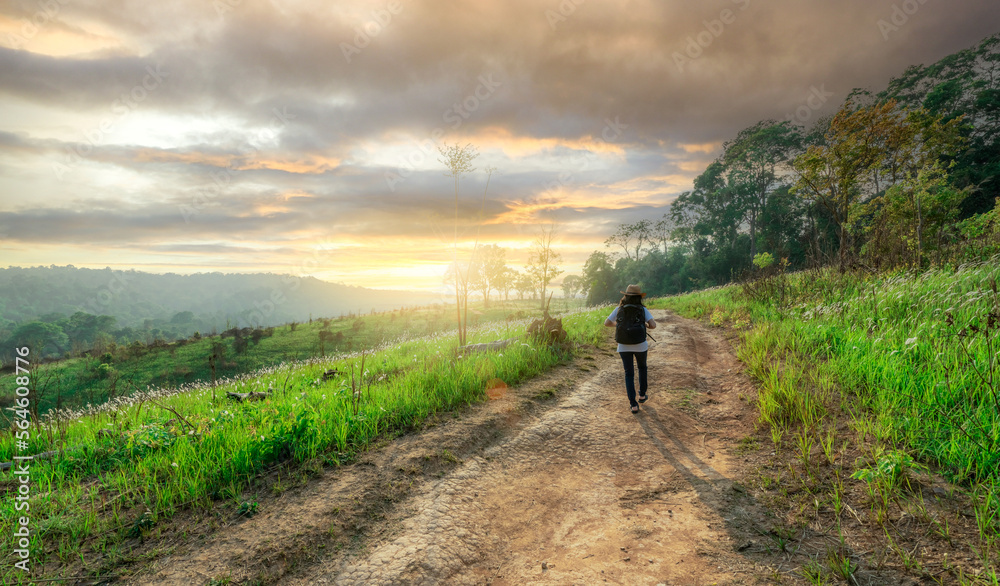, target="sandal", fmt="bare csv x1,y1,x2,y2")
630,404,640,414
637,393,648,403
